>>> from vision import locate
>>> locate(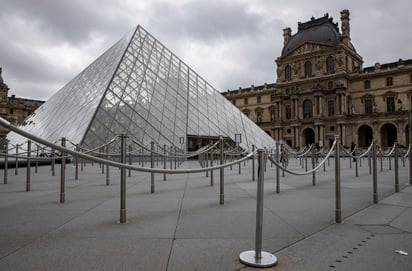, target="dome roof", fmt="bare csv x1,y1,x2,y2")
281,15,343,56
